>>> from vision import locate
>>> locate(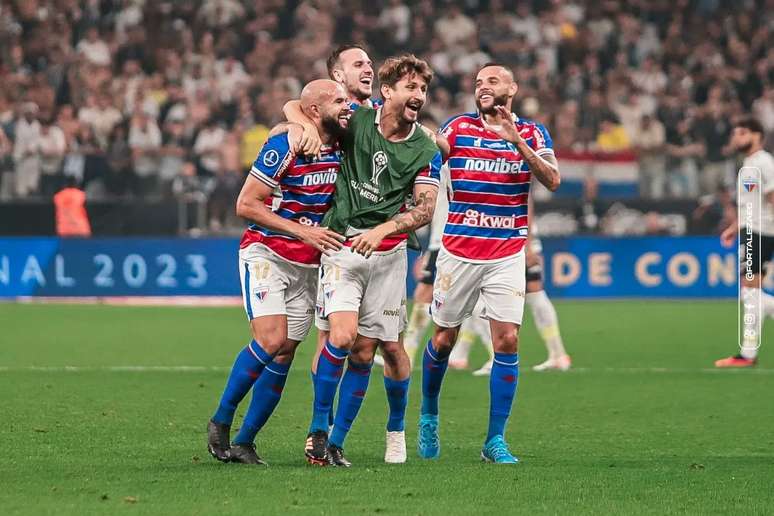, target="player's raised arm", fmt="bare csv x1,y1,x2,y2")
282,99,323,156
483,105,561,192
